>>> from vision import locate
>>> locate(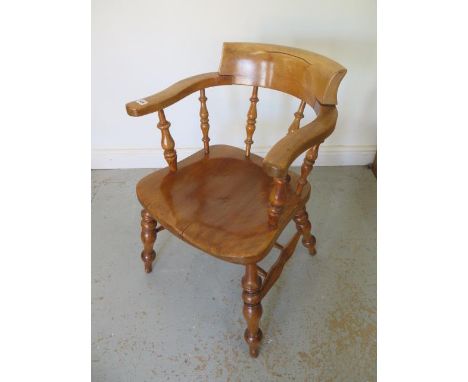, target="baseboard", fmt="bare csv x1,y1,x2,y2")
91,145,377,169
